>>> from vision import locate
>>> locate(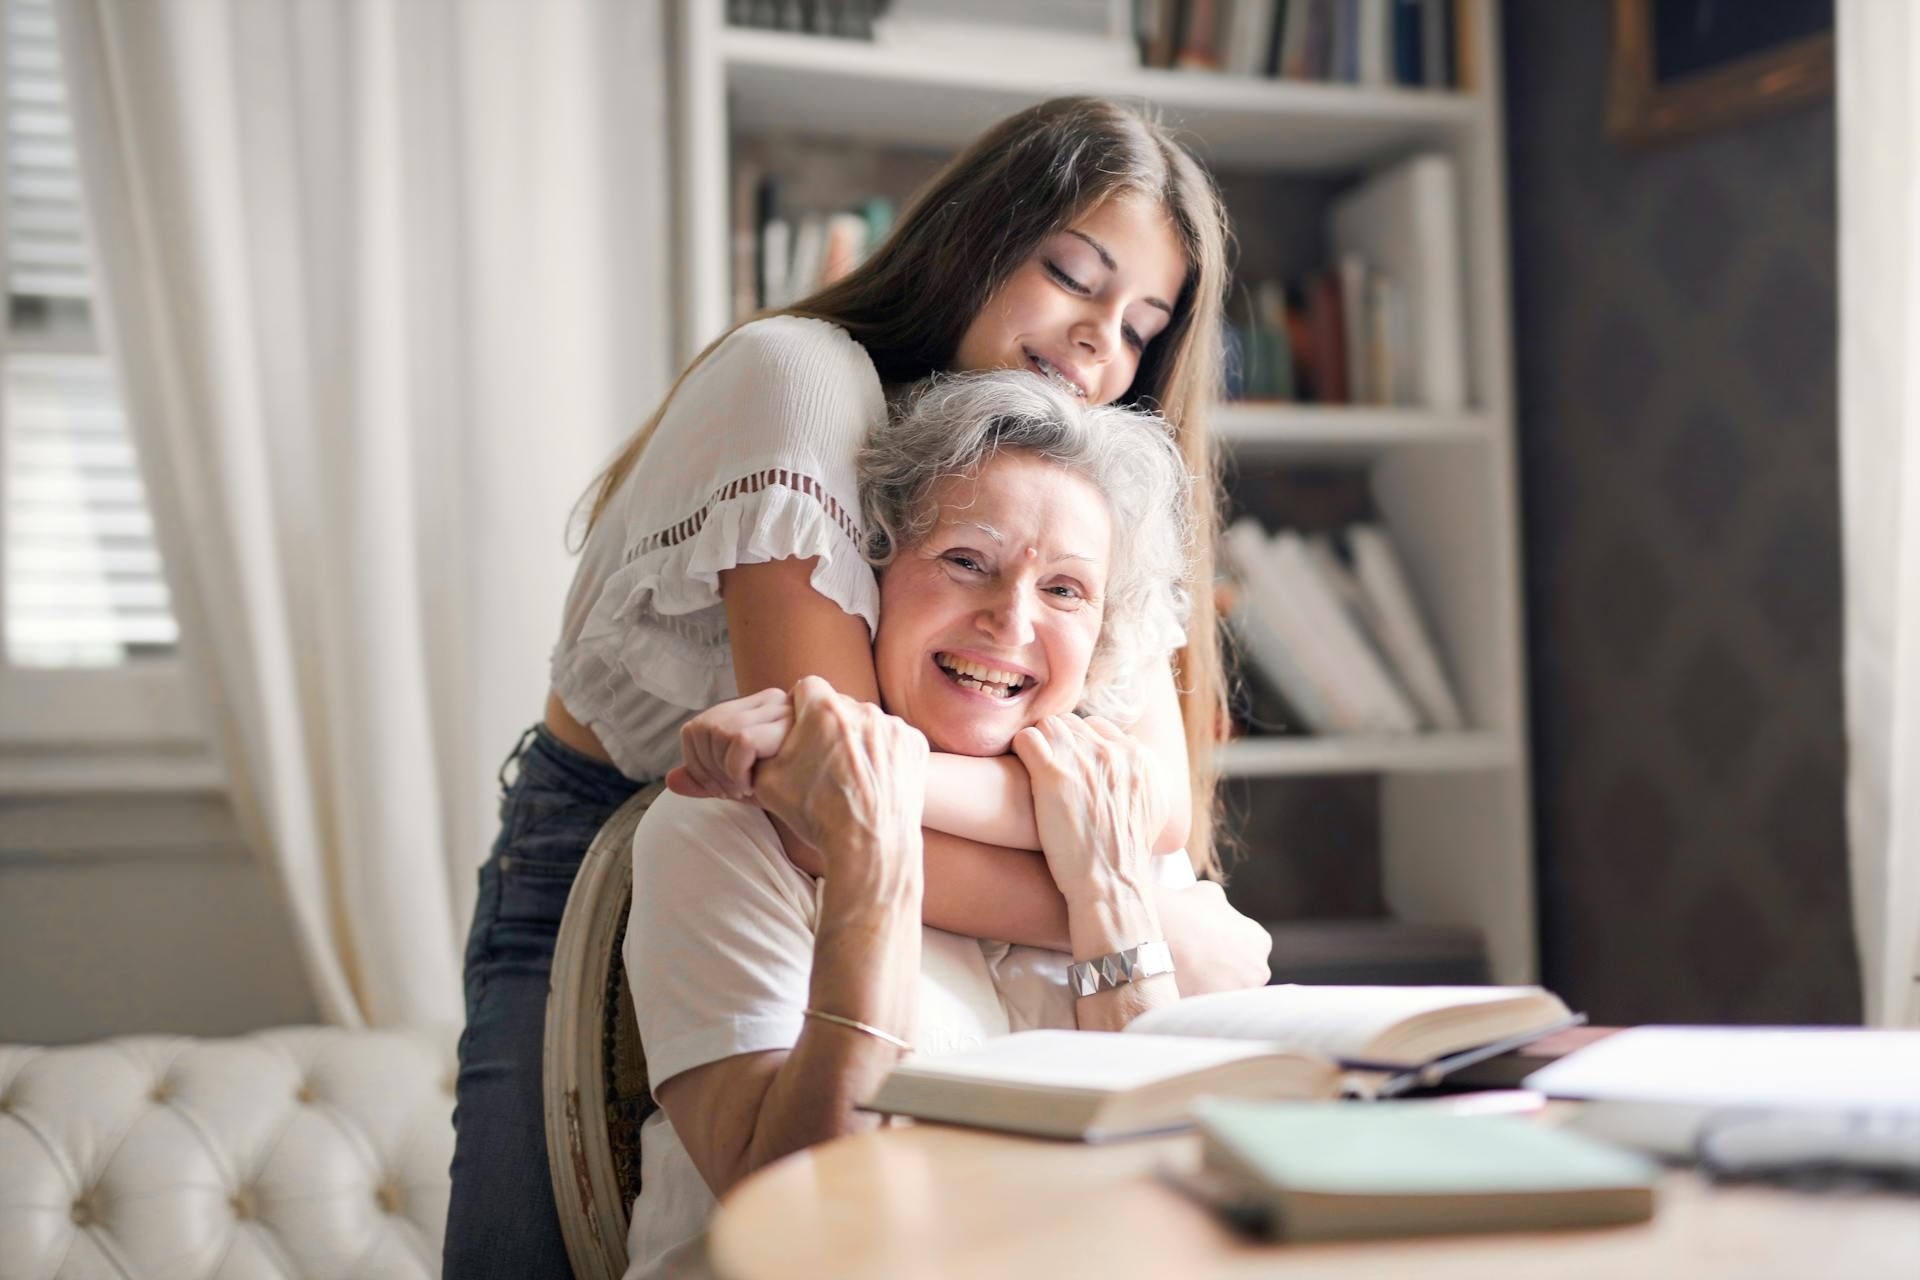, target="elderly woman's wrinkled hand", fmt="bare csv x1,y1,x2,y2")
1011,713,1165,905
751,676,929,899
